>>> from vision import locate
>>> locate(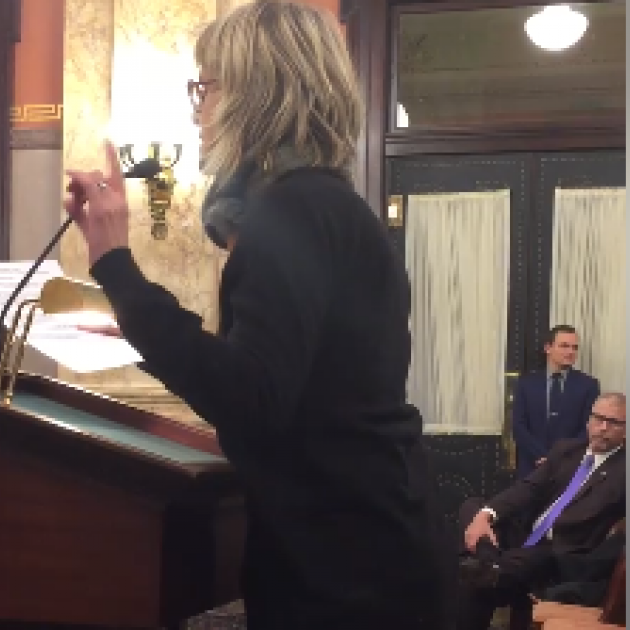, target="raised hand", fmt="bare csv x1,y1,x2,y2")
64,141,129,267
